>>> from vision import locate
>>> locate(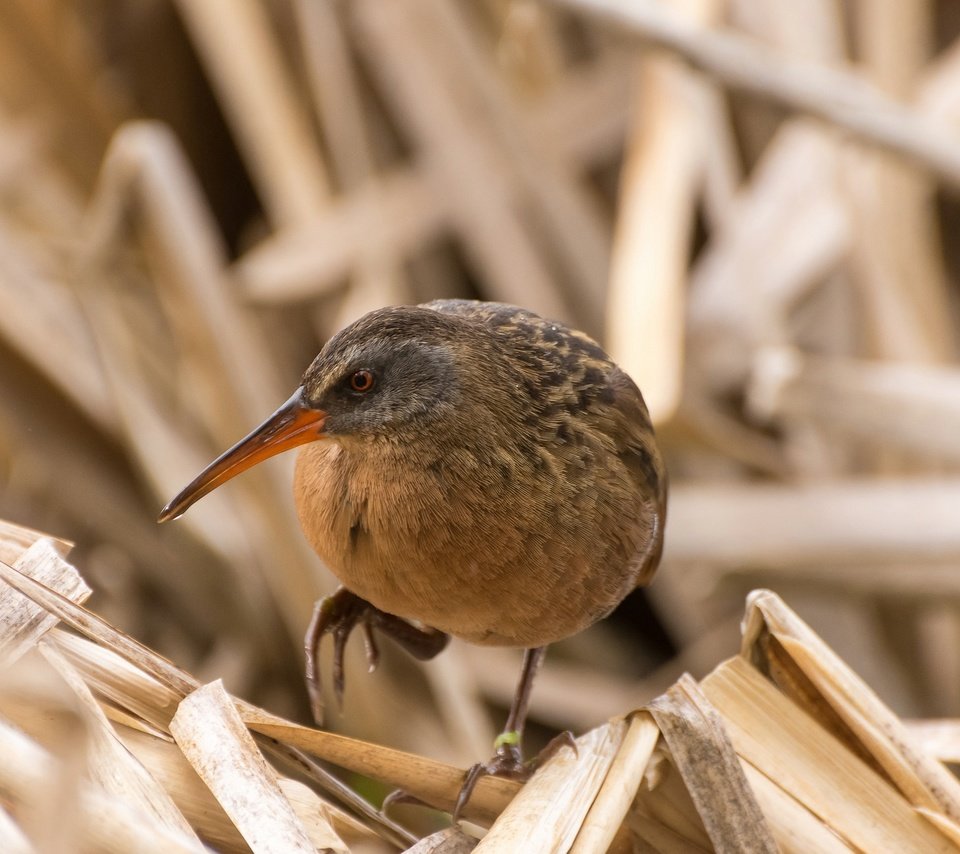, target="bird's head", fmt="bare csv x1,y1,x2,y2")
158,307,471,522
